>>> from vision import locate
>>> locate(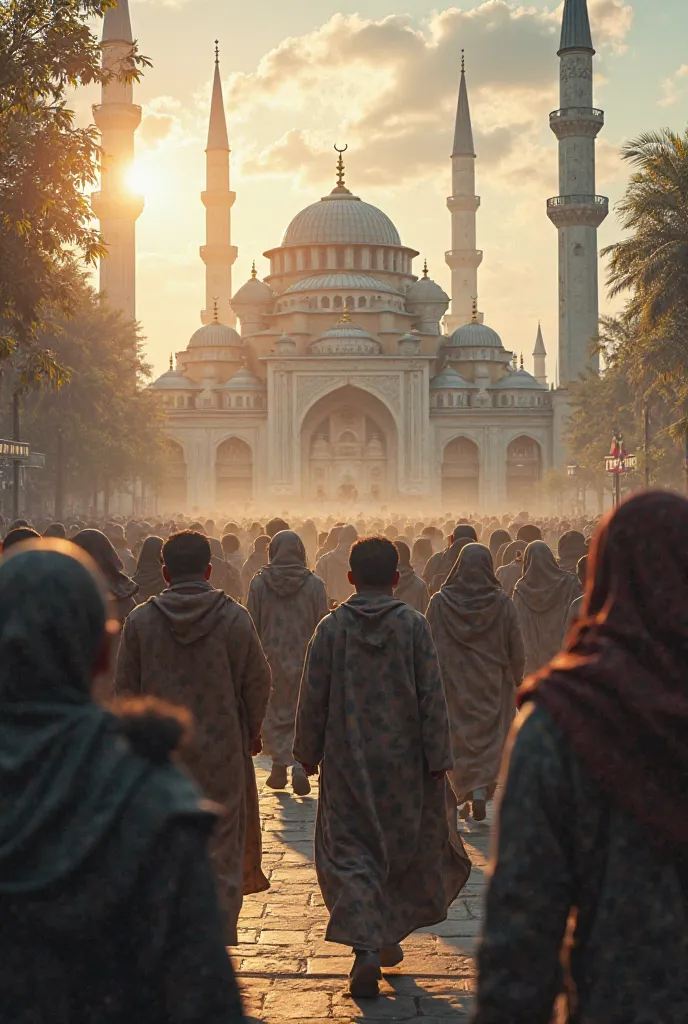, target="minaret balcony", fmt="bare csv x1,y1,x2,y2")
92,102,142,133
445,248,483,269
549,107,604,139
546,194,608,228
447,195,481,213
91,190,144,222
201,189,236,209
200,243,238,264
